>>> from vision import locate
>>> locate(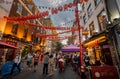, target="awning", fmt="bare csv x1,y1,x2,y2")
61,44,86,52
0,41,18,49
84,35,107,47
